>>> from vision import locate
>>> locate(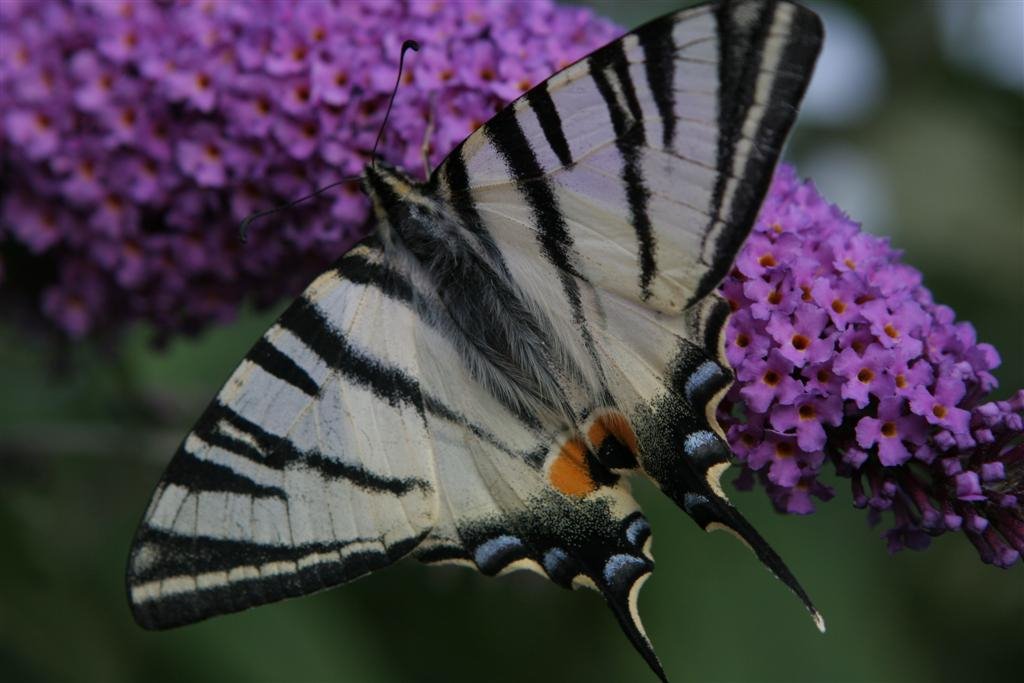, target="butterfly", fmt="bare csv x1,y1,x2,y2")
126,1,824,680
